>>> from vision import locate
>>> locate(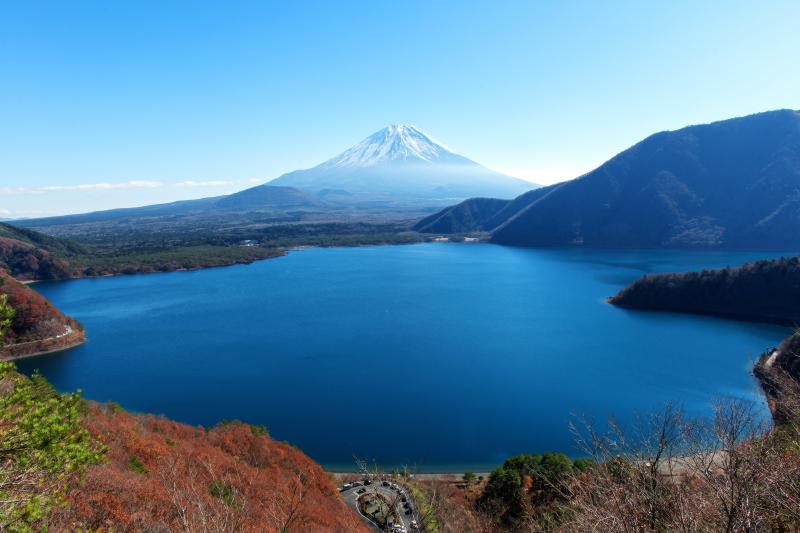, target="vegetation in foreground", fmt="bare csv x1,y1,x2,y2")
414,395,800,532
0,294,100,532
0,375,369,531
0,291,367,532
412,255,800,532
